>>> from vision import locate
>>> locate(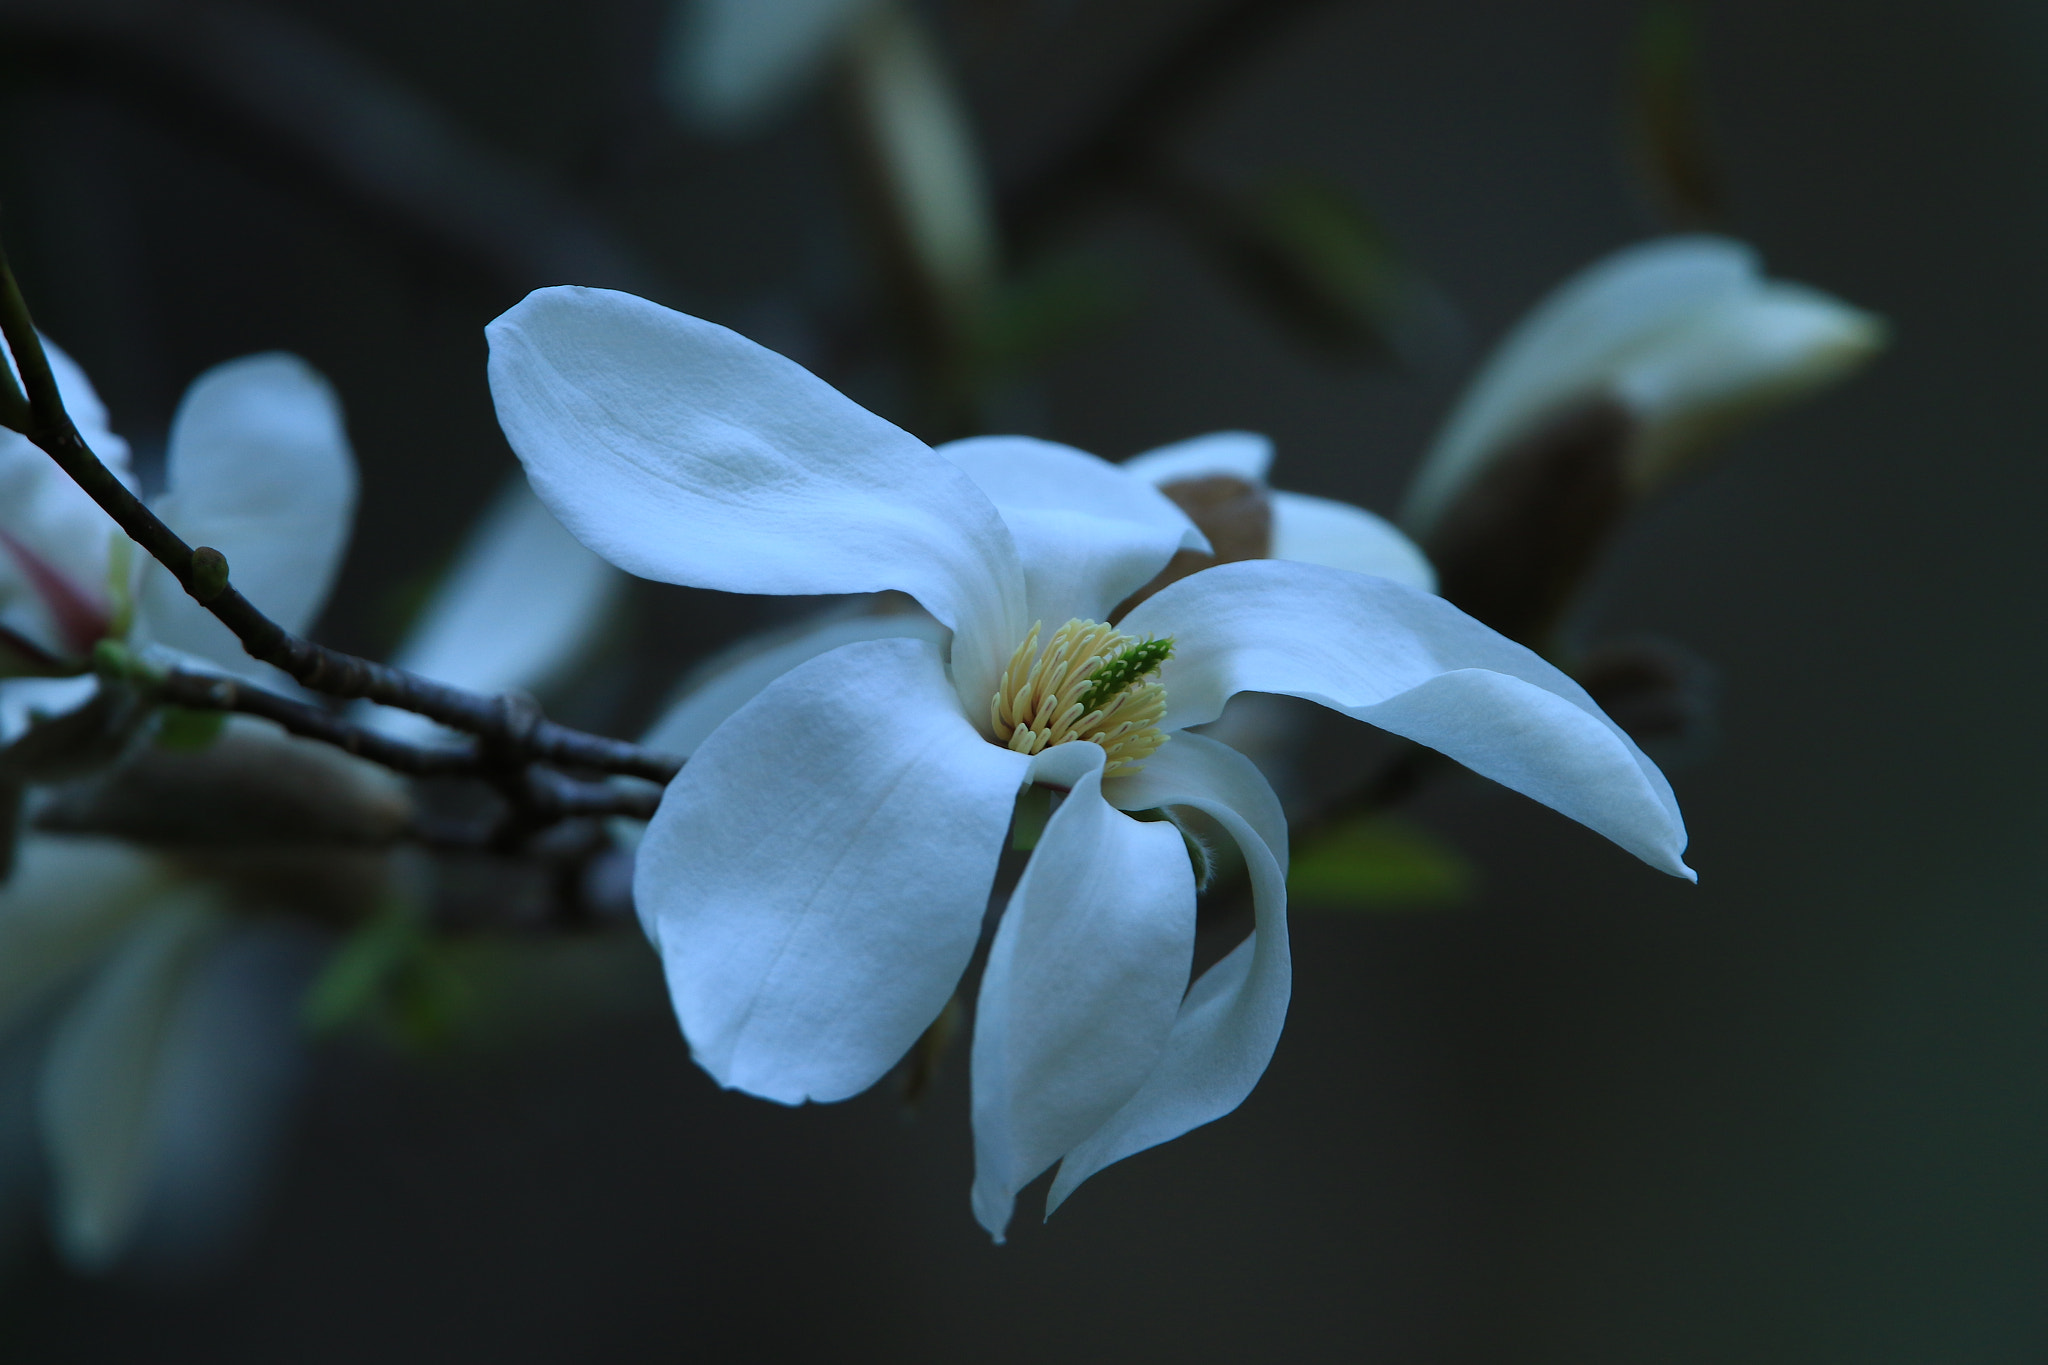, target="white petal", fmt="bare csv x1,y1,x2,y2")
664,0,881,129
1048,732,1290,1213
1615,281,1885,487
0,338,133,651
1268,490,1437,592
642,609,948,759
1119,431,1274,486
0,836,171,1037
38,890,221,1273
363,478,625,742
938,436,1206,626
1124,560,1692,878
637,635,1027,1104
1404,236,1753,535
487,287,1027,702
141,355,356,673
0,675,100,748
970,744,1195,1241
